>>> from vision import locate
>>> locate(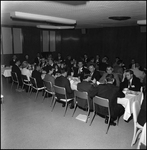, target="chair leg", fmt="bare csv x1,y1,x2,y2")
50,95,54,107
51,98,57,112
72,104,77,117
131,128,142,146
42,91,46,103
64,102,68,117
117,116,120,126
35,90,39,99
86,109,90,123
11,82,14,89
89,112,96,126
106,117,111,134
30,87,33,95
